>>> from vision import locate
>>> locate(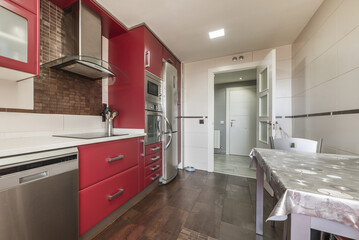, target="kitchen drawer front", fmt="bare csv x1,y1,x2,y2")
144,167,161,189
145,142,162,156
145,159,161,177
79,166,139,236
78,138,139,190
145,151,162,166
